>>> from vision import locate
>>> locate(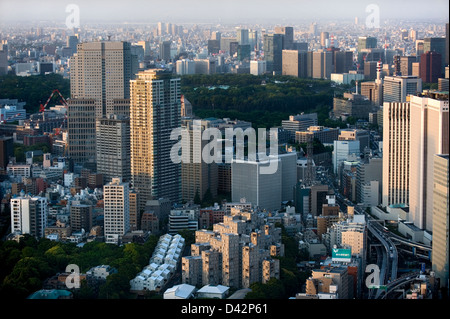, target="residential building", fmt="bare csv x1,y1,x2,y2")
103,178,130,245
130,69,181,210
10,195,48,238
